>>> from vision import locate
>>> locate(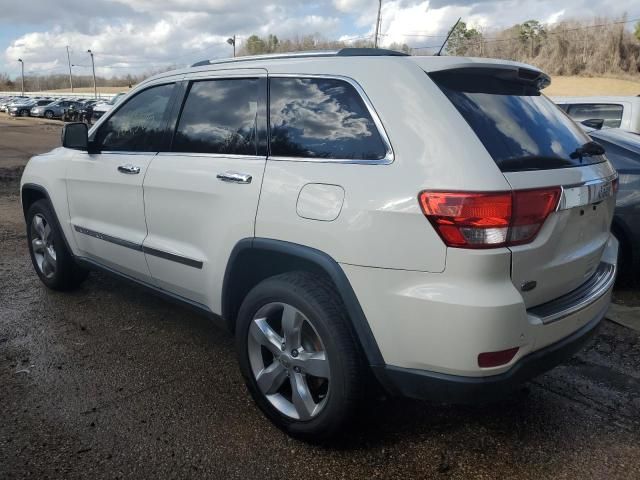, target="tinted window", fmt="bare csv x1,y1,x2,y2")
269,77,387,160
95,83,174,152
567,104,623,128
173,79,258,155
431,70,603,172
